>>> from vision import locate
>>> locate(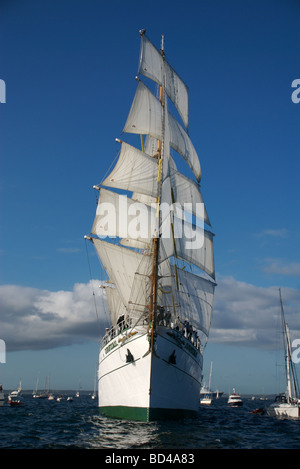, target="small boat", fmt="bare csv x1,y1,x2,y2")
8,380,22,405
228,389,243,407
8,381,24,406
91,369,97,399
35,392,48,399
266,290,300,419
250,408,265,415
67,396,73,402
56,394,64,402
200,362,213,405
48,393,55,400
9,398,24,406
200,394,212,405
